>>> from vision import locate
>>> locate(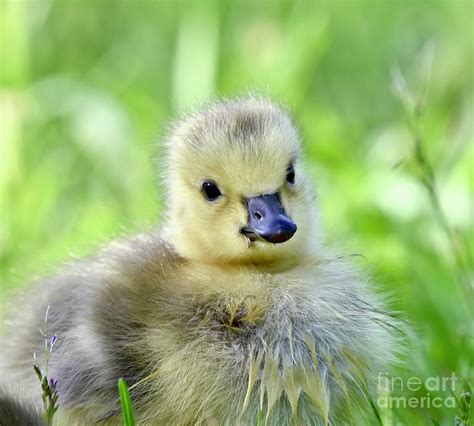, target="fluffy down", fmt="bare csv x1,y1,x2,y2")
0,97,399,425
